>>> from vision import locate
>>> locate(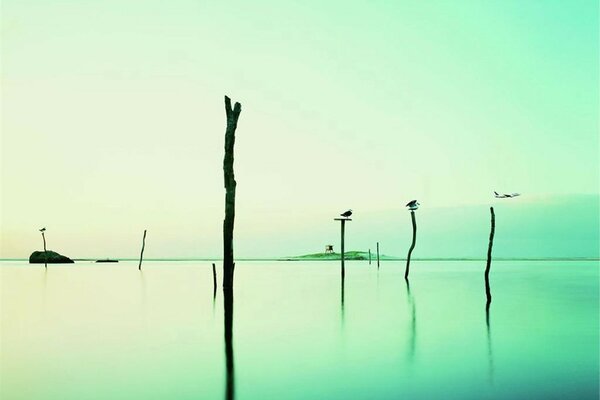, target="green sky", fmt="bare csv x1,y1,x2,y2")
1,1,598,258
